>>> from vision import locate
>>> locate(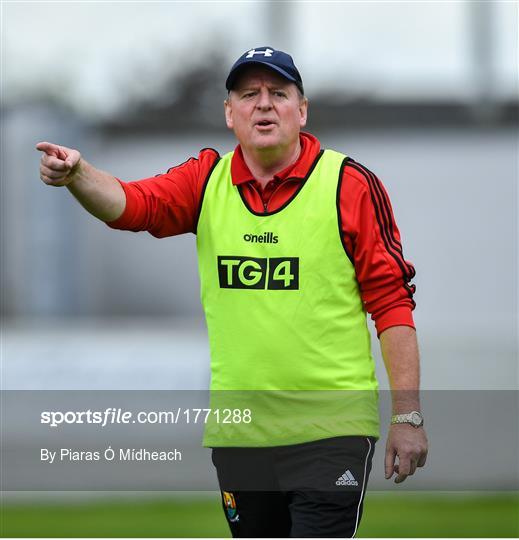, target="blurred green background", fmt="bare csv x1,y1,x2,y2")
1,492,517,537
